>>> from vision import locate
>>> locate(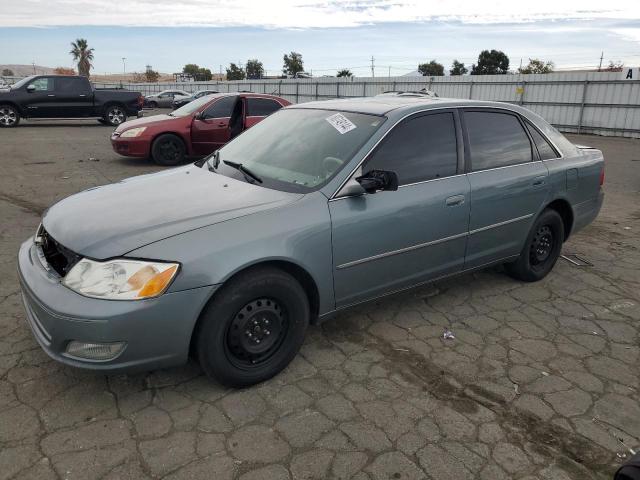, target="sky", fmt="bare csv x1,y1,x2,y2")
1,0,639,76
